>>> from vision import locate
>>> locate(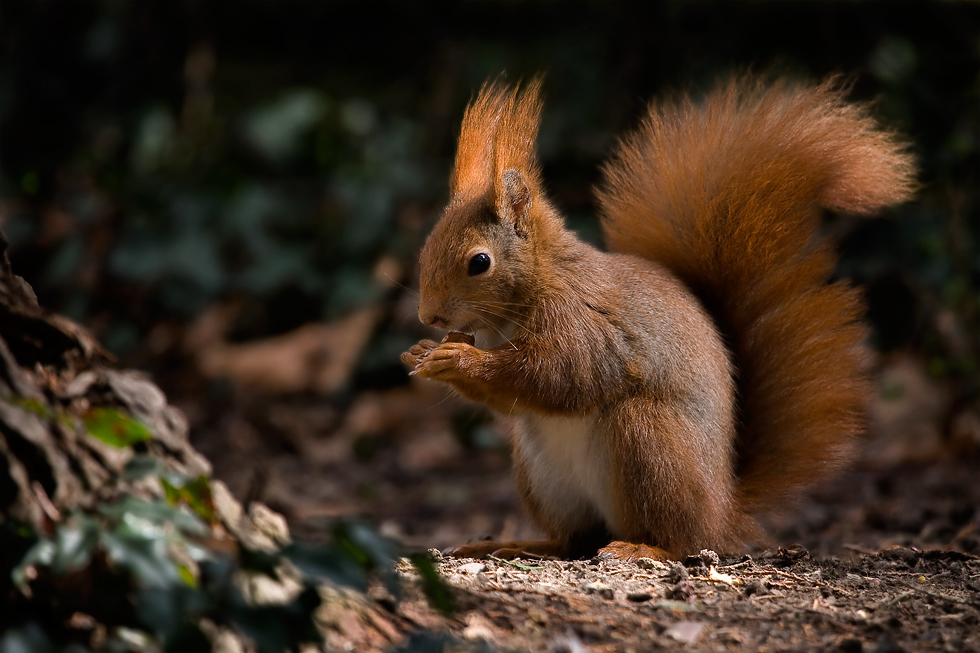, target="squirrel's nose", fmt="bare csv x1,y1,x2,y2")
418,308,449,329
428,316,450,329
